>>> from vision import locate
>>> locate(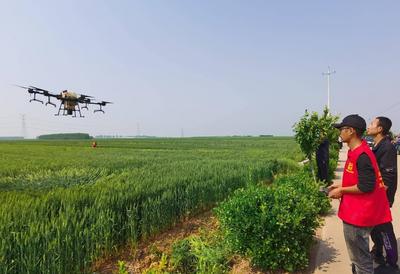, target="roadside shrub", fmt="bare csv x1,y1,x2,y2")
170,238,197,274
117,260,129,274
142,253,170,274
189,232,230,274
328,148,339,182
143,231,230,274
169,232,230,274
293,107,340,182
273,171,331,215
215,173,324,272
